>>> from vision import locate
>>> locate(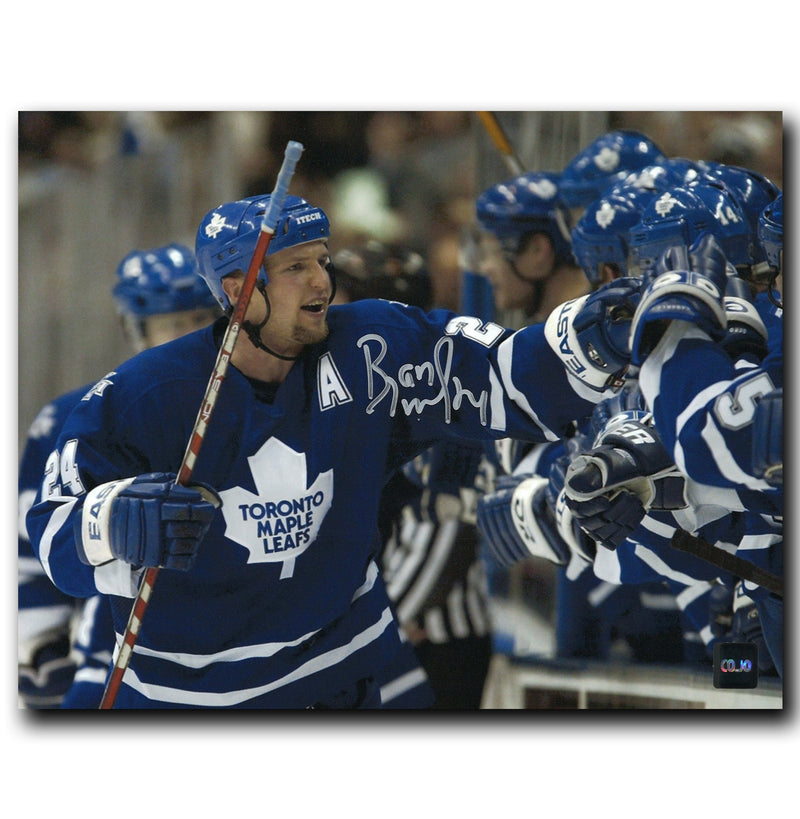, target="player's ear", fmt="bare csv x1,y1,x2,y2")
221,273,245,306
